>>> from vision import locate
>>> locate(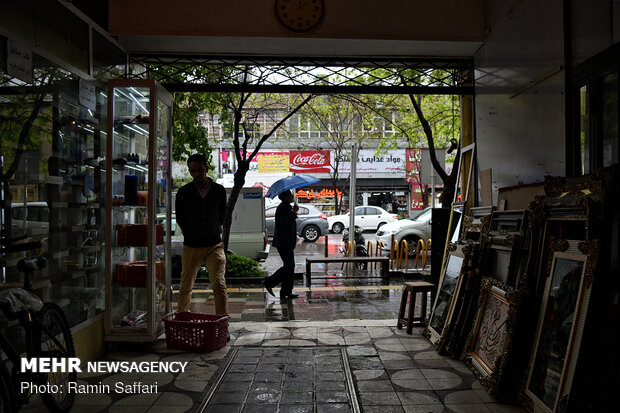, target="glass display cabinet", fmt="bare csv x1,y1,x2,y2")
104,79,172,342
